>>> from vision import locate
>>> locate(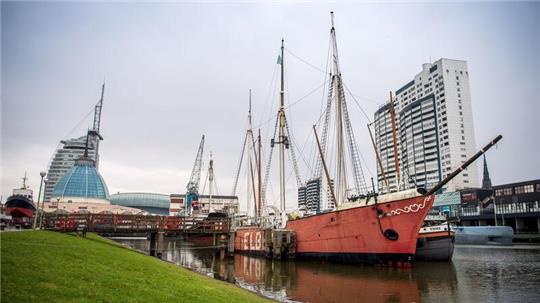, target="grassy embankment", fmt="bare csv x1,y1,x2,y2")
1,231,271,303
